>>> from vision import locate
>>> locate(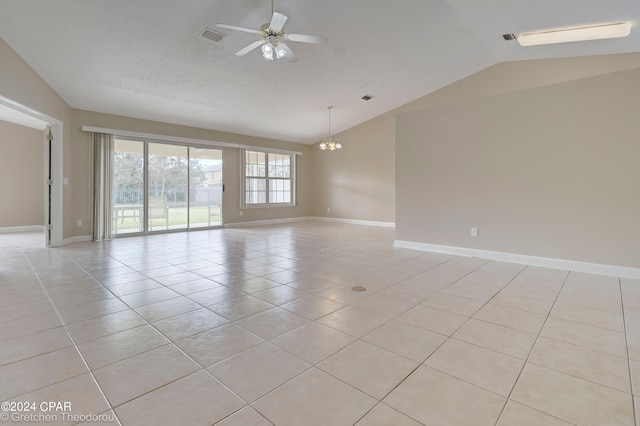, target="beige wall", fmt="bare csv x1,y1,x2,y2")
71,109,313,235
0,38,73,238
396,67,640,269
1,38,312,239
310,53,640,226
0,120,45,227
5,32,640,266
400,53,640,113
311,112,395,222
